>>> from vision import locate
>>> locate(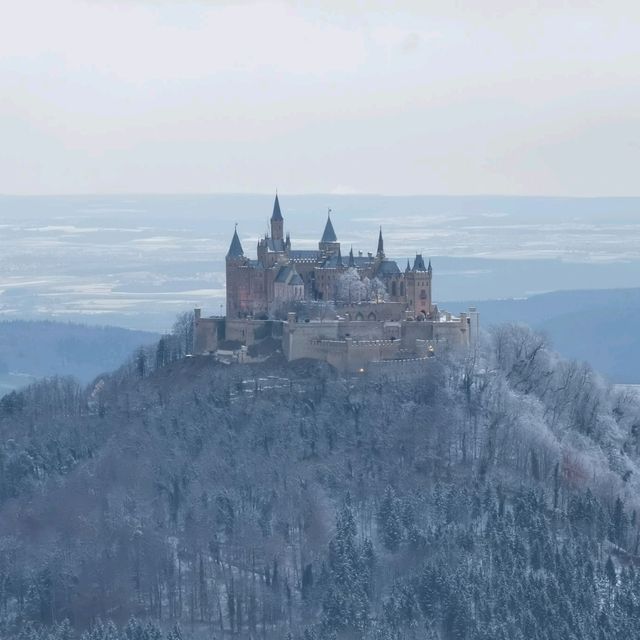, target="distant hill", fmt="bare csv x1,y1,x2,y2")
452,287,640,383
0,320,159,394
